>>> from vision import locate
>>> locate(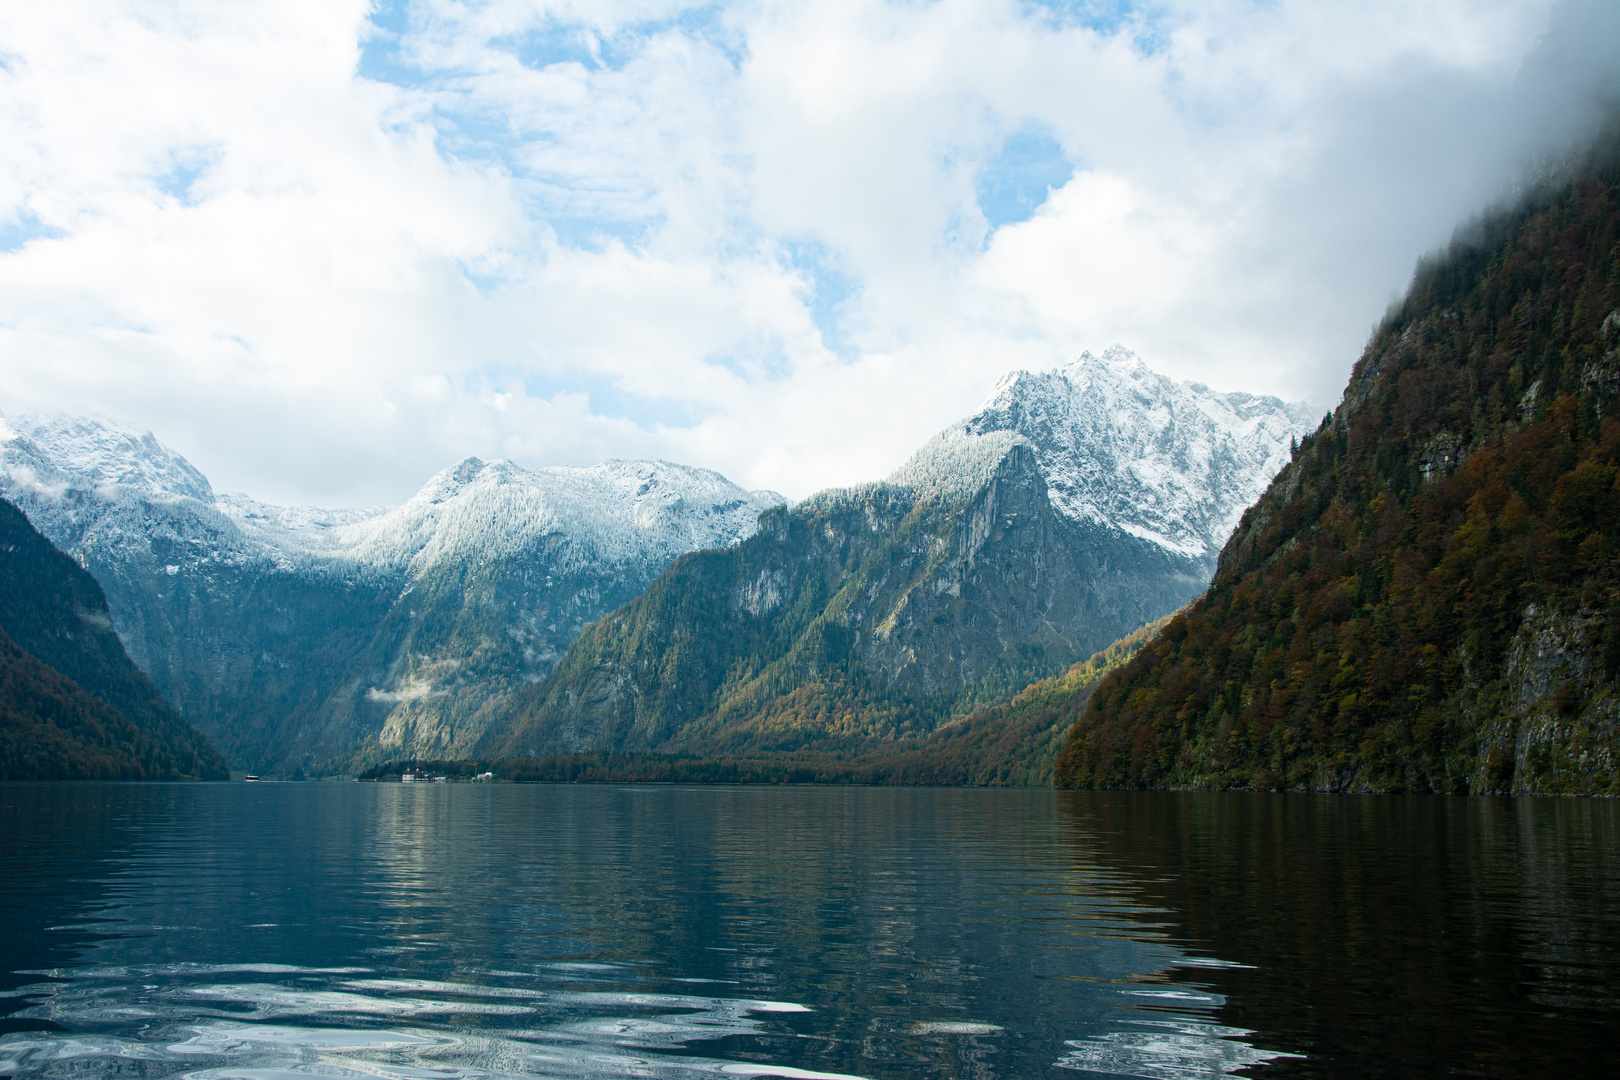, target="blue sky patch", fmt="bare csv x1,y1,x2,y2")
524,373,715,430
1023,0,1172,54
0,211,66,254
976,126,1074,230
781,240,861,359
154,146,219,205
357,0,423,89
